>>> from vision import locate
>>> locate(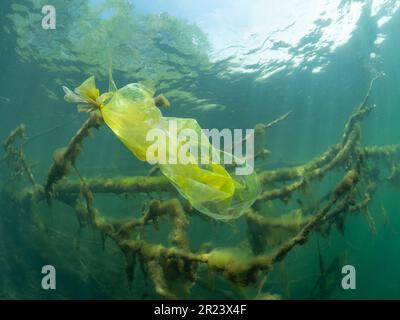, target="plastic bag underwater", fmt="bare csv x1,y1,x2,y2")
63,76,261,219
